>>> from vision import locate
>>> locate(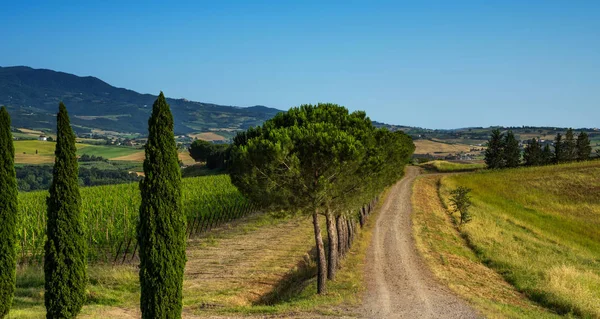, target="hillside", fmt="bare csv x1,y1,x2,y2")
0,66,281,135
